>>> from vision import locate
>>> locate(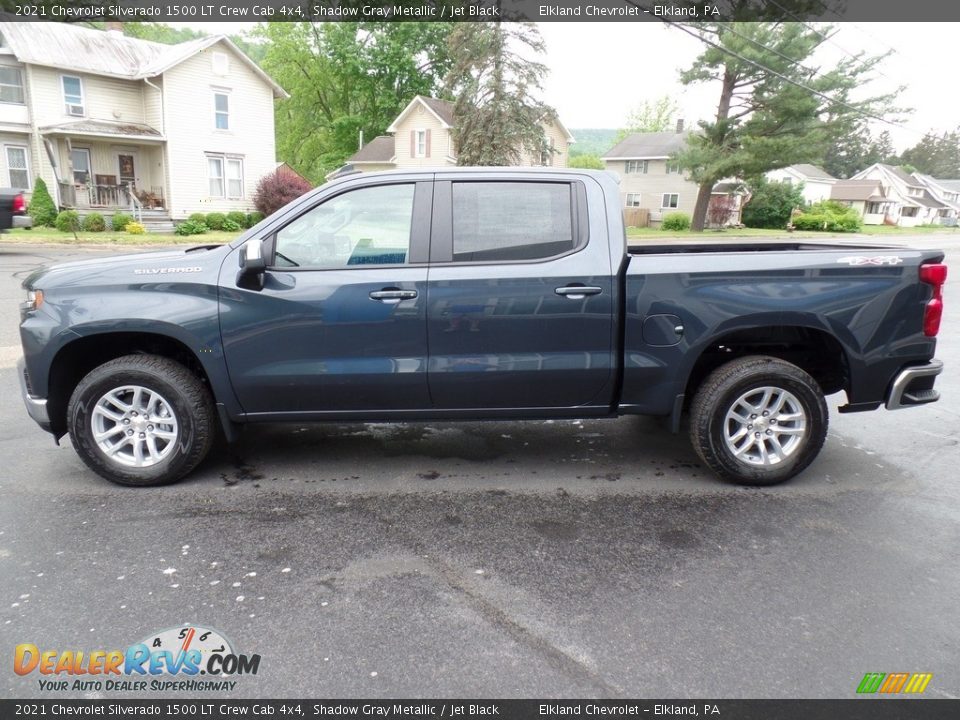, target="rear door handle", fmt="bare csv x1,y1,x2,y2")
369,288,418,303
555,285,602,299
